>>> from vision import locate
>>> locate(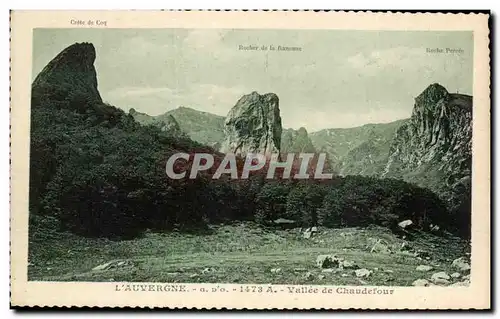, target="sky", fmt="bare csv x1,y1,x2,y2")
32,29,473,131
